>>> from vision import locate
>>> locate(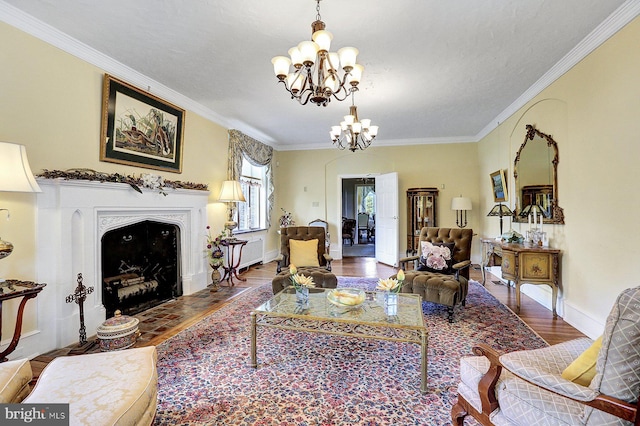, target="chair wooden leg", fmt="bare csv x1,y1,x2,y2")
448,306,455,323
451,400,468,426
